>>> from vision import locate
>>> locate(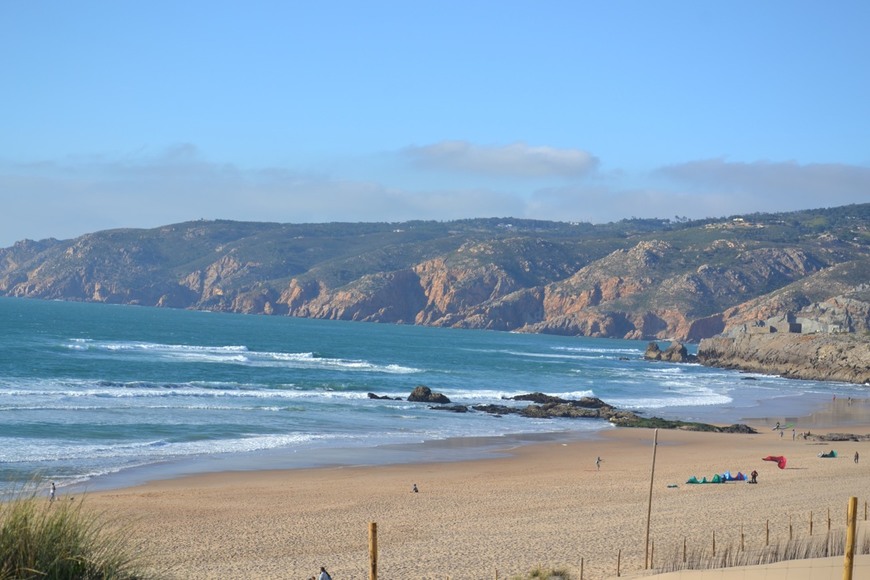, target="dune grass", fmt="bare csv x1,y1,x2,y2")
0,486,157,580
510,566,573,579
